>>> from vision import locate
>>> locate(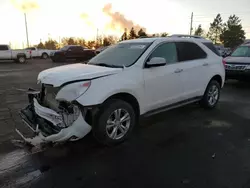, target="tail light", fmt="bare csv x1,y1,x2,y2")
222,59,226,67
